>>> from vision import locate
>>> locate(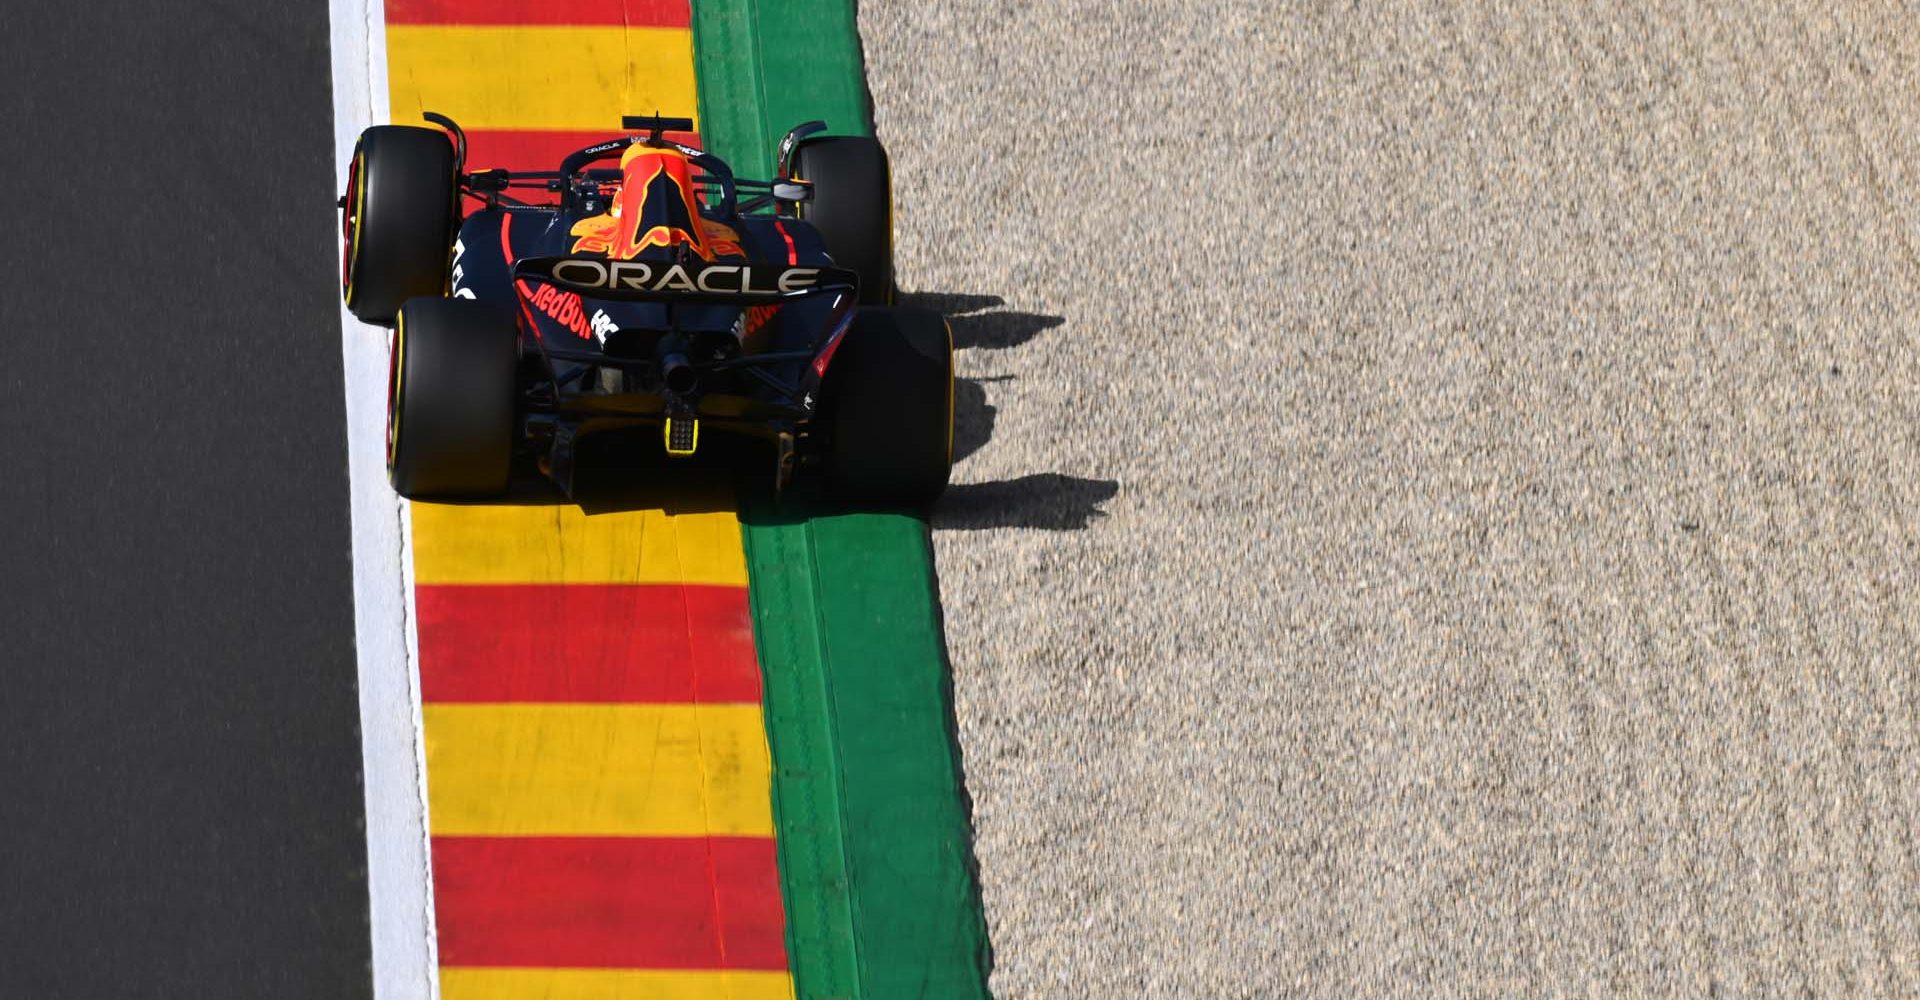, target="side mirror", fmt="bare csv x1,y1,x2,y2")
775,120,828,176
